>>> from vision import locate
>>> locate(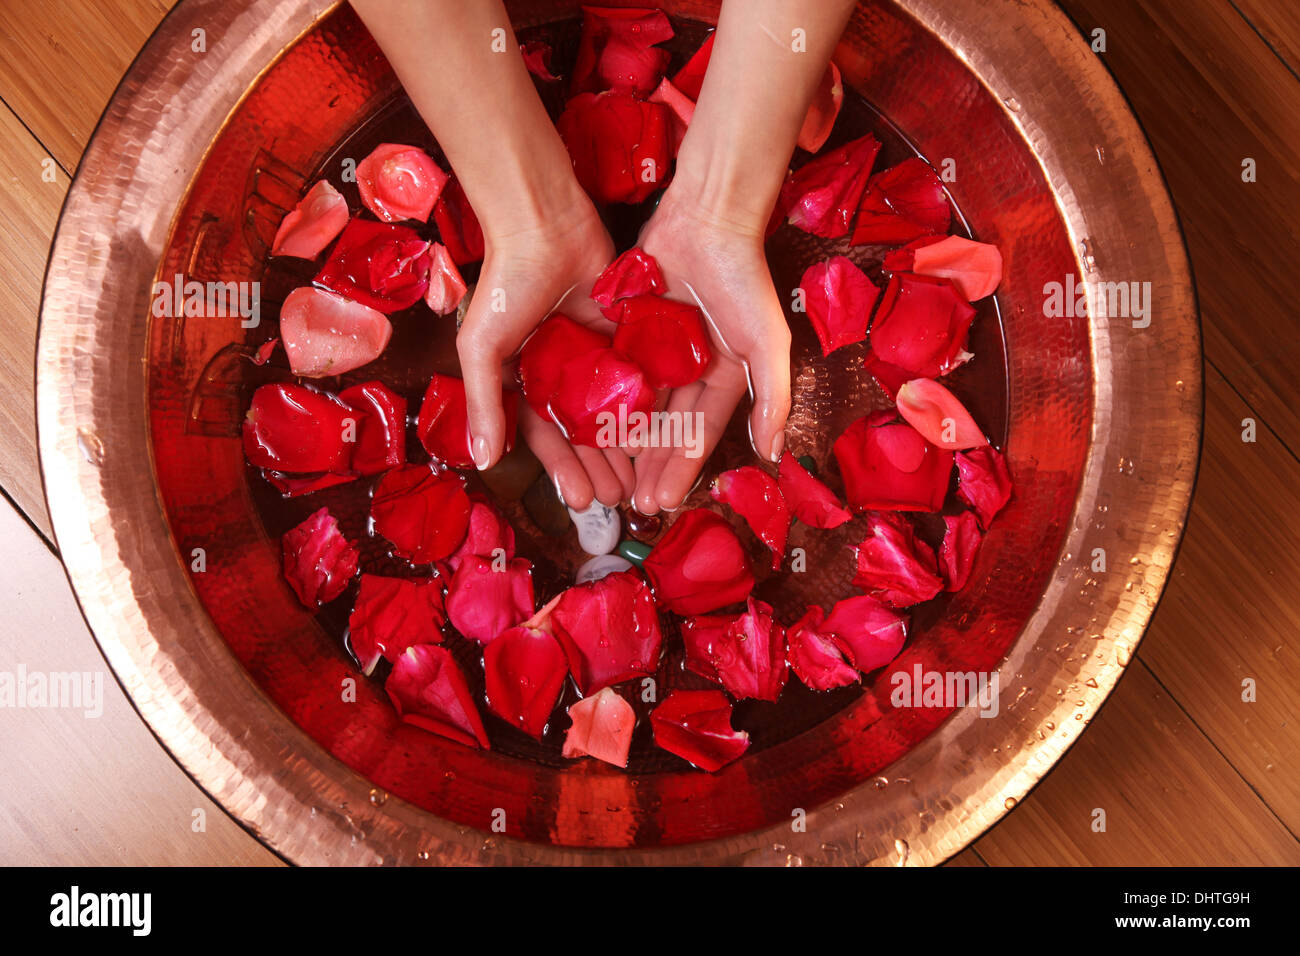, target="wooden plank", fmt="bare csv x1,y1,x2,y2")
0,497,281,865
0,0,171,172
1234,0,1300,74
1131,365,1300,833
972,662,1300,865
943,847,987,867
0,100,64,540
1060,0,1300,454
